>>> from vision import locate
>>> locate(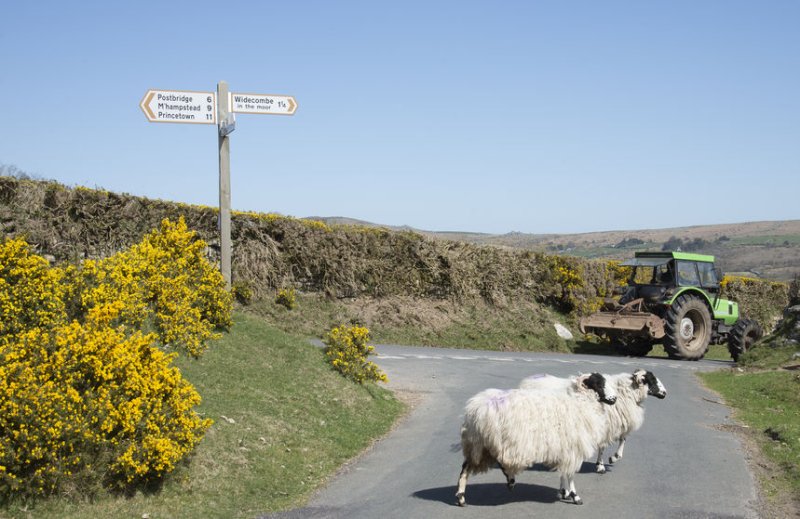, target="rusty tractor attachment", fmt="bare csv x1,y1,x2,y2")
579,298,665,340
